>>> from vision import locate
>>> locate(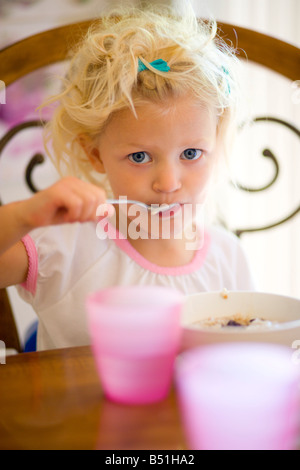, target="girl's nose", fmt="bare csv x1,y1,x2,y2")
152,163,182,194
